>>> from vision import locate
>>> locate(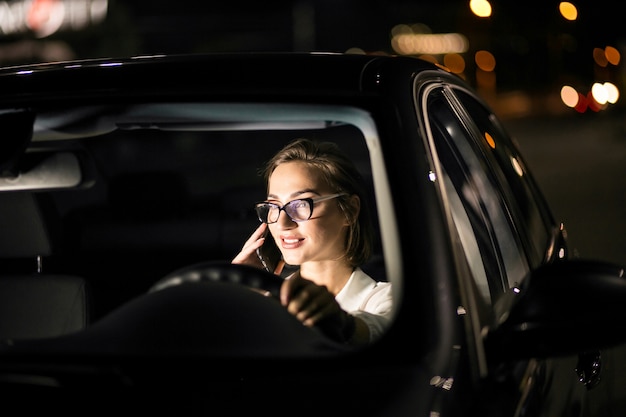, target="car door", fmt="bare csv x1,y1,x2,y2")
415,72,590,416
